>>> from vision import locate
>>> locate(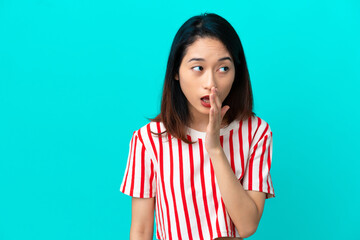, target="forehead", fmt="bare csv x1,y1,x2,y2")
183,37,230,60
